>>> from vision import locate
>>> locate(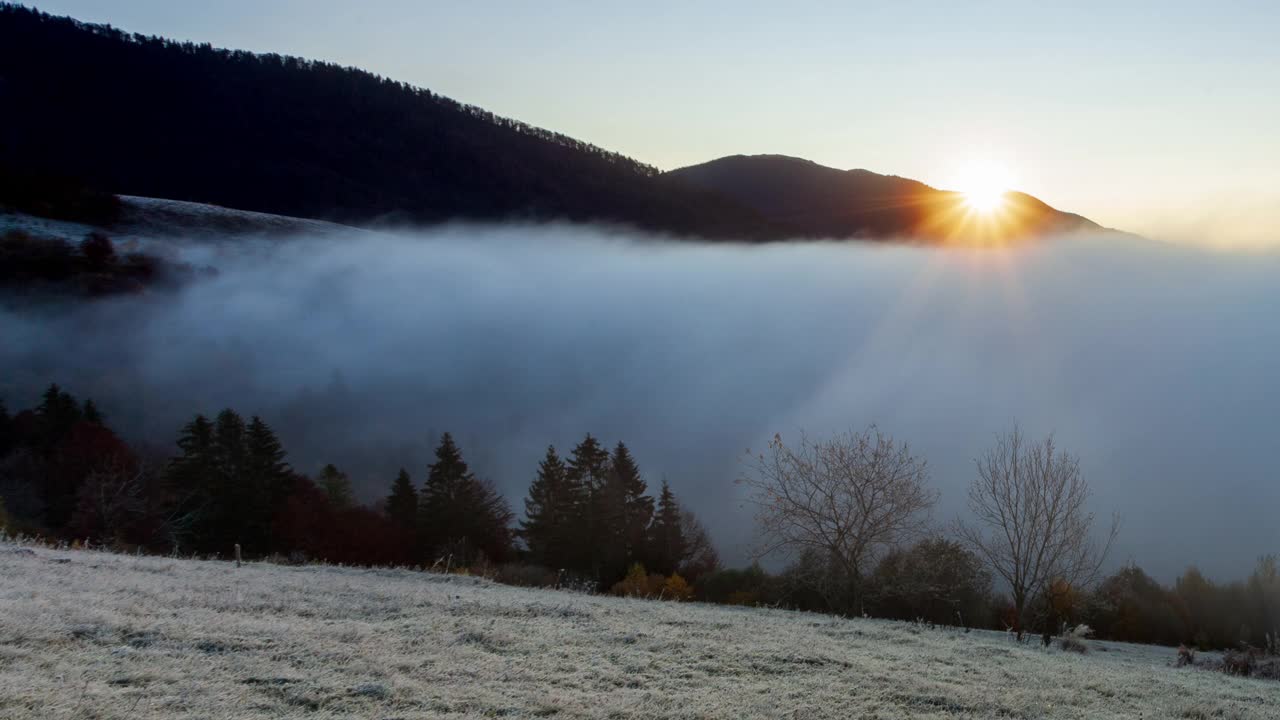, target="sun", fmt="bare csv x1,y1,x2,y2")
954,161,1014,214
